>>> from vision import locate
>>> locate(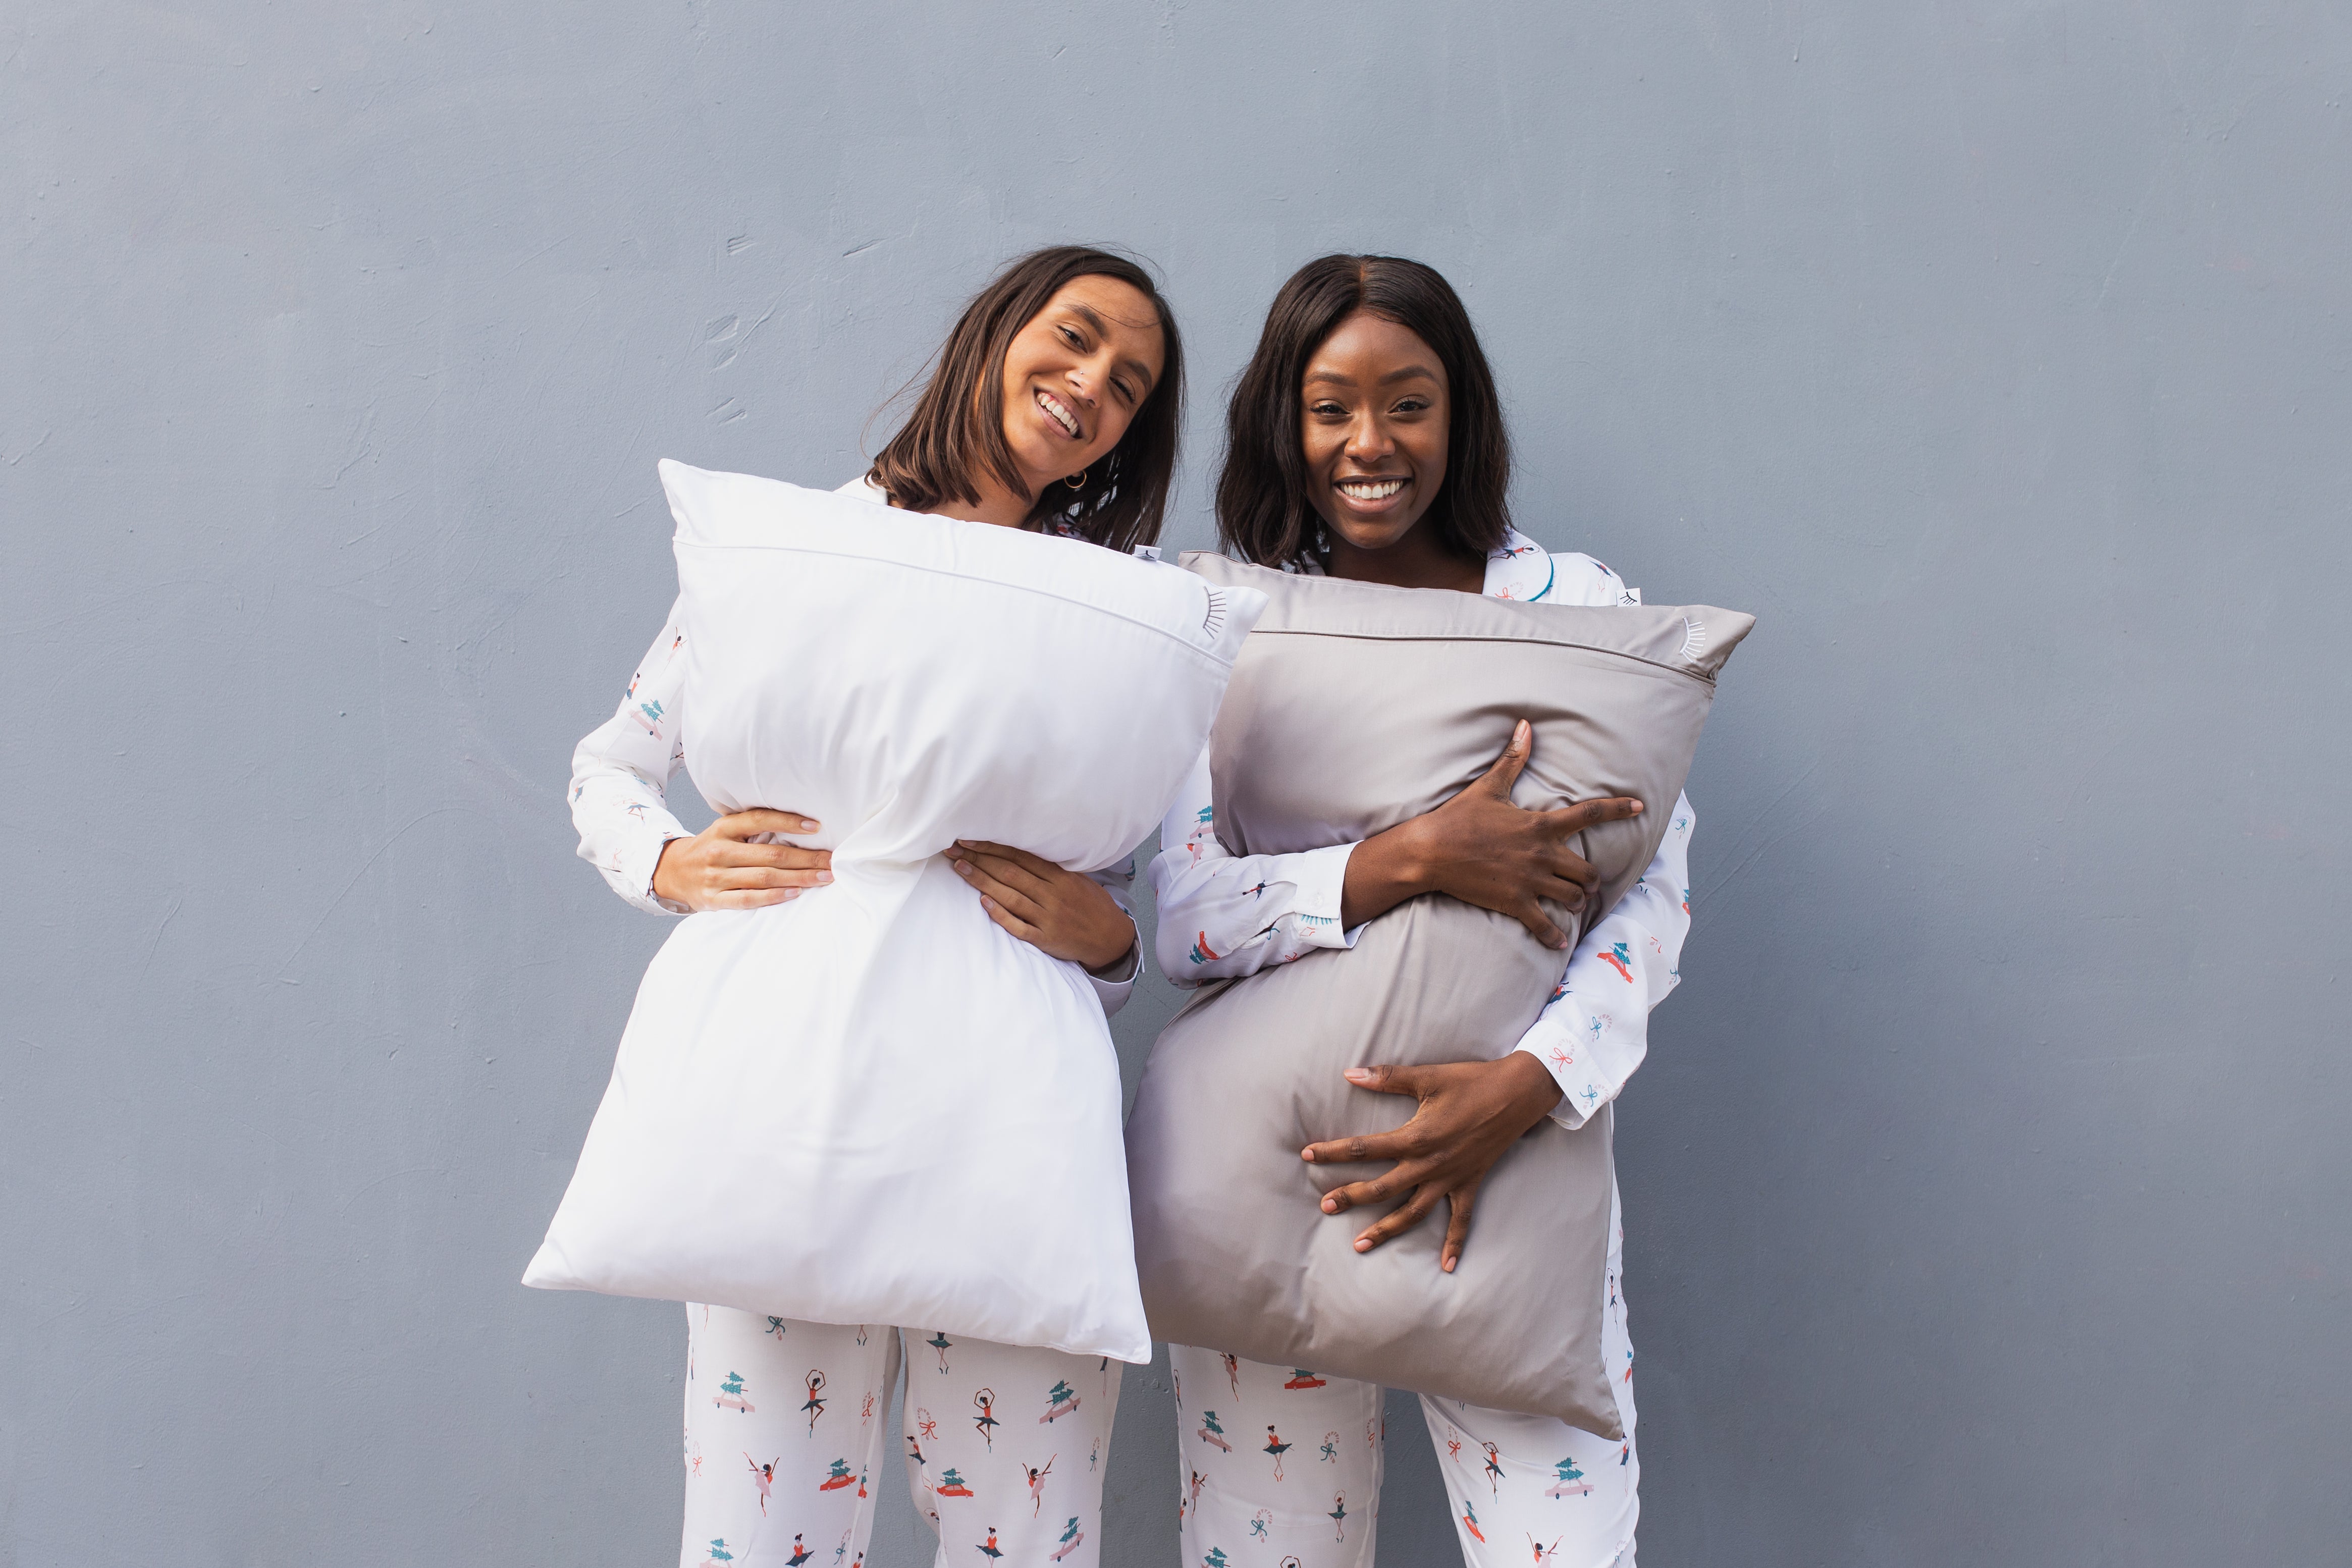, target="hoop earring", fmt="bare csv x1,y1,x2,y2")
1314,522,1330,554
1063,470,1088,490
